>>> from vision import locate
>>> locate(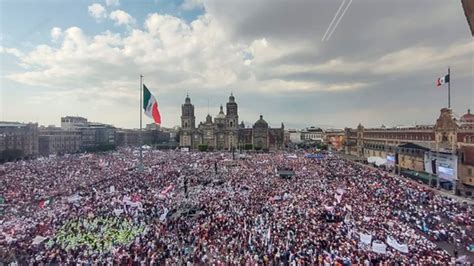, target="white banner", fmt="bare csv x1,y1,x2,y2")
324,205,334,213
32,235,47,245
160,207,169,222
386,236,409,253
335,193,342,203
336,188,345,195
372,241,387,254
360,233,372,245
67,194,82,203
